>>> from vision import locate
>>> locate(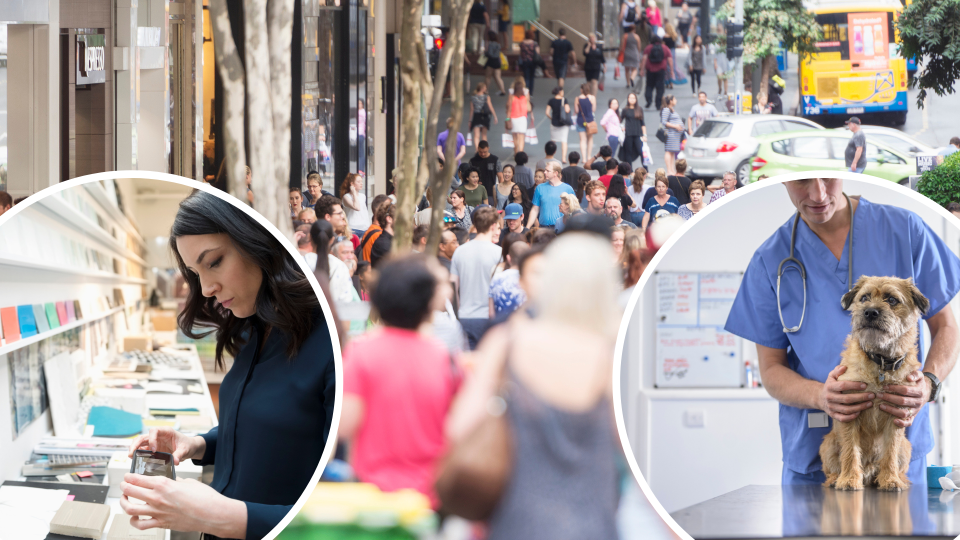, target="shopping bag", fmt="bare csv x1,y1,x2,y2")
500,53,508,71
614,65,621,80
466,132,473,147
641,141,654,167
502,133,514,148
525,128,539,145
598,70,606,92
477,54,488,67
